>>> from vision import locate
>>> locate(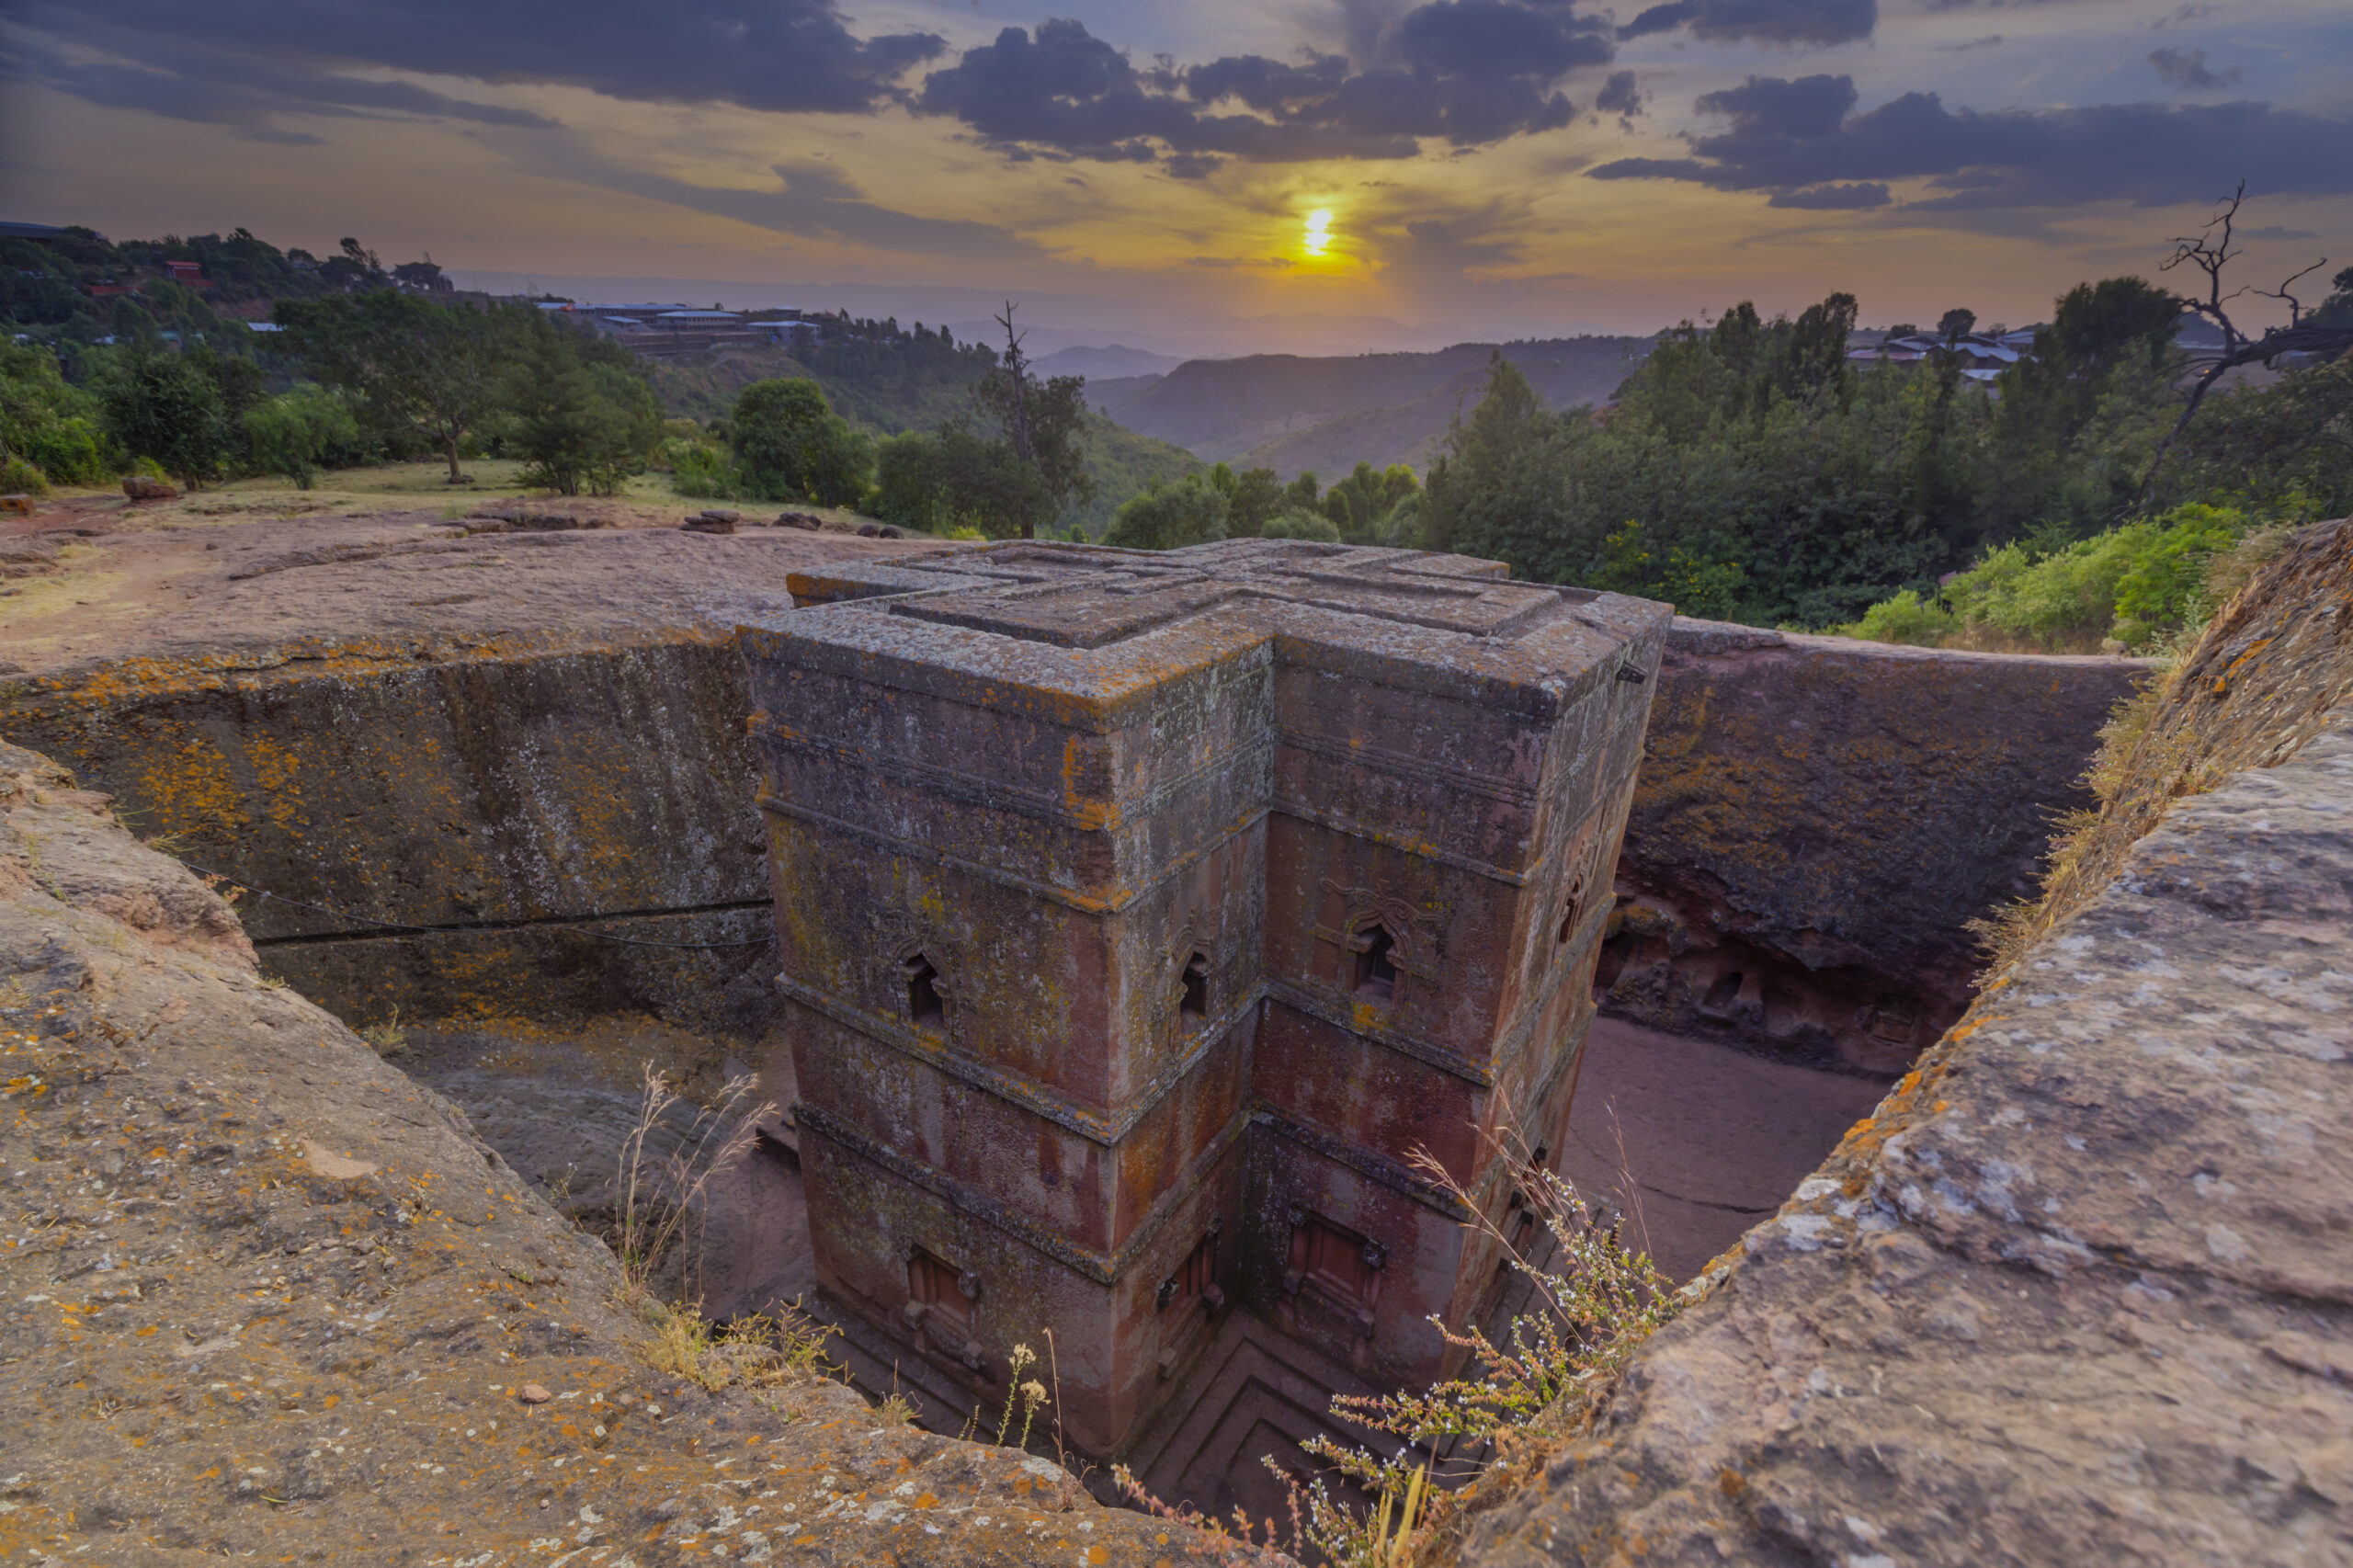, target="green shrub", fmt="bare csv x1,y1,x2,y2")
1258,506,1339,542
102,349,228,488
730,378,870,507
663,439,735,498
1843,503,2254,653
1,341,111,485
244,383,361,489
1842,588,1956,645
2109,503,2243,648
1102,472,1229,550
0,453,48,496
